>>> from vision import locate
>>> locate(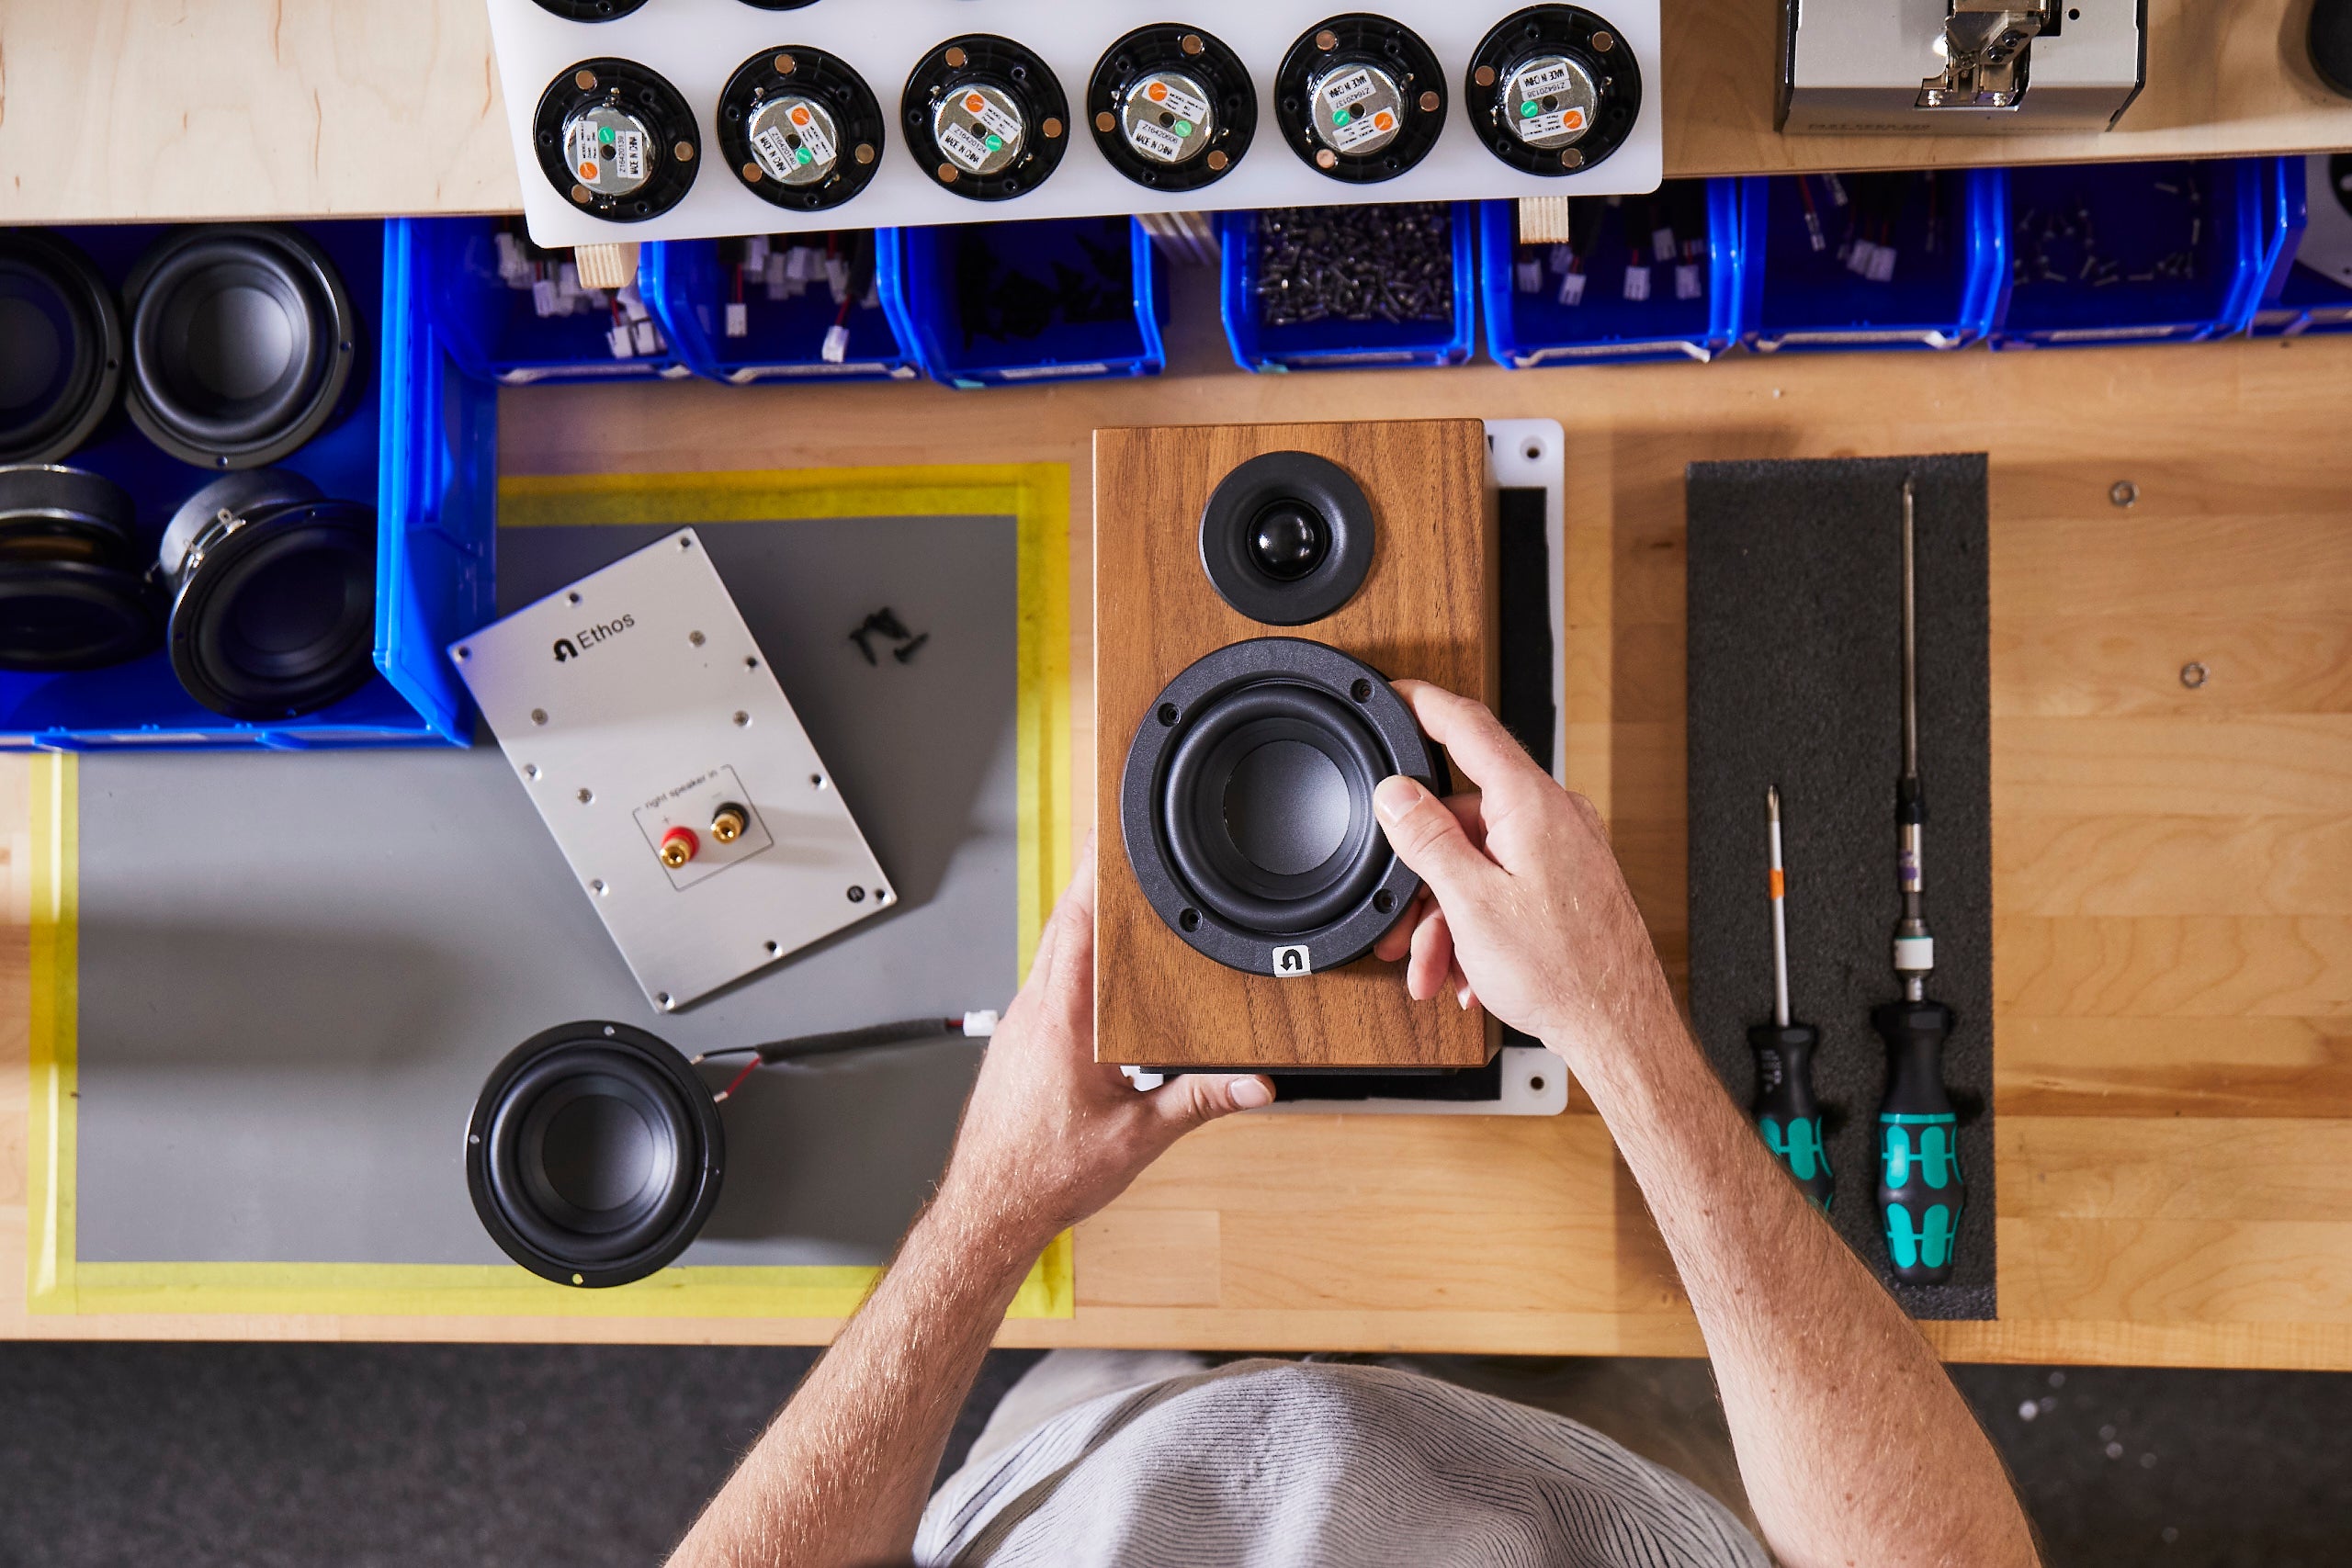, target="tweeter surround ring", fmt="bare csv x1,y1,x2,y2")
1274,13,1447,184
1199,449,1375,626
718,46,886,211
467,1021,724,1290
1122,637,1443,977
1466,5,1643,175
534,58,701,223
902,35,1069,201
